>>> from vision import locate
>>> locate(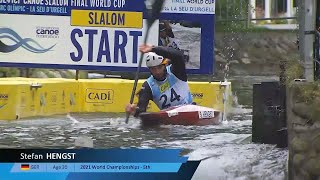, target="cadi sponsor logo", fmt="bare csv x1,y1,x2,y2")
86,88,114,104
